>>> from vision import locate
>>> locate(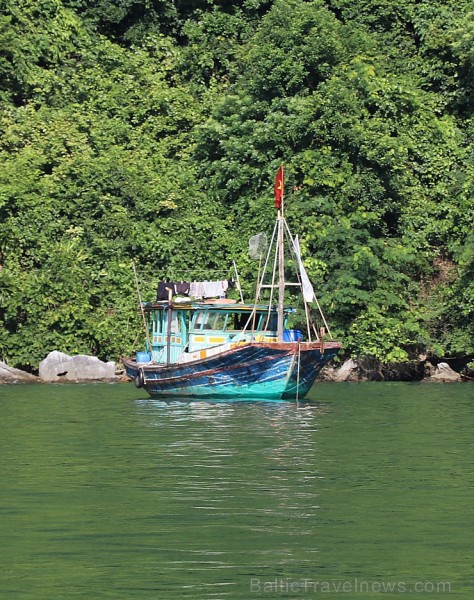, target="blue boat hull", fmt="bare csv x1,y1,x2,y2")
123,341,341,400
